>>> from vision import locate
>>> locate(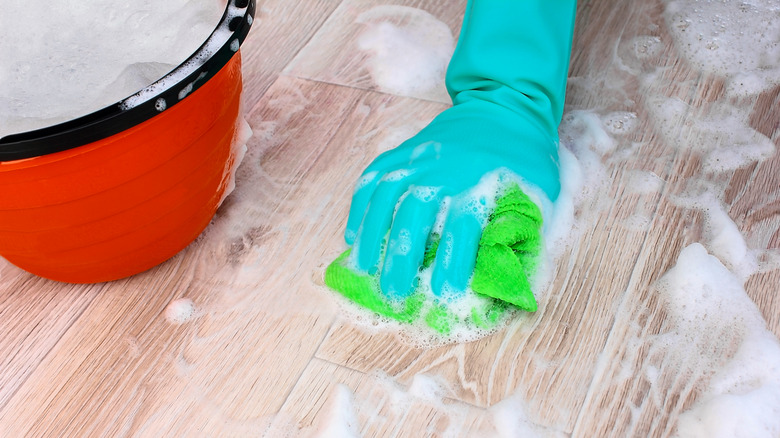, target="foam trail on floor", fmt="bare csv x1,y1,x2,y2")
662,0,780,96
307,385,361,438
355,5,454,102
654,244,780,438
